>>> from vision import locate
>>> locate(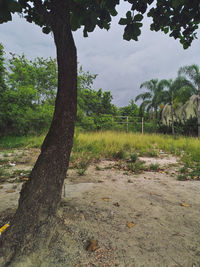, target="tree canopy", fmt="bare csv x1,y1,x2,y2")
0,0,200,48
